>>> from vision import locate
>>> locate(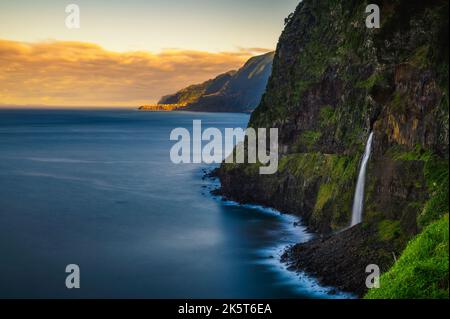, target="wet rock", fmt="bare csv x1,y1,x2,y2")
281,224,396,297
